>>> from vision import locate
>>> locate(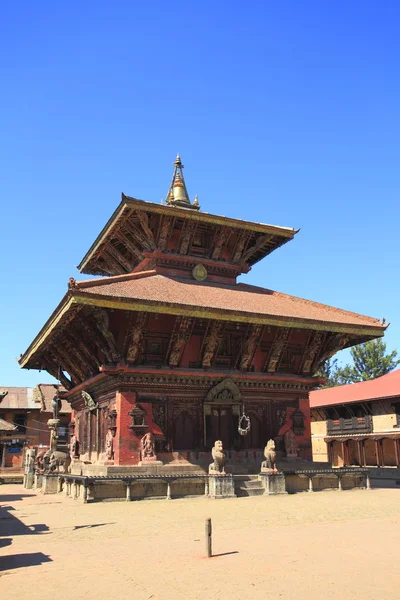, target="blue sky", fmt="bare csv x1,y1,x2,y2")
1,1,399,386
